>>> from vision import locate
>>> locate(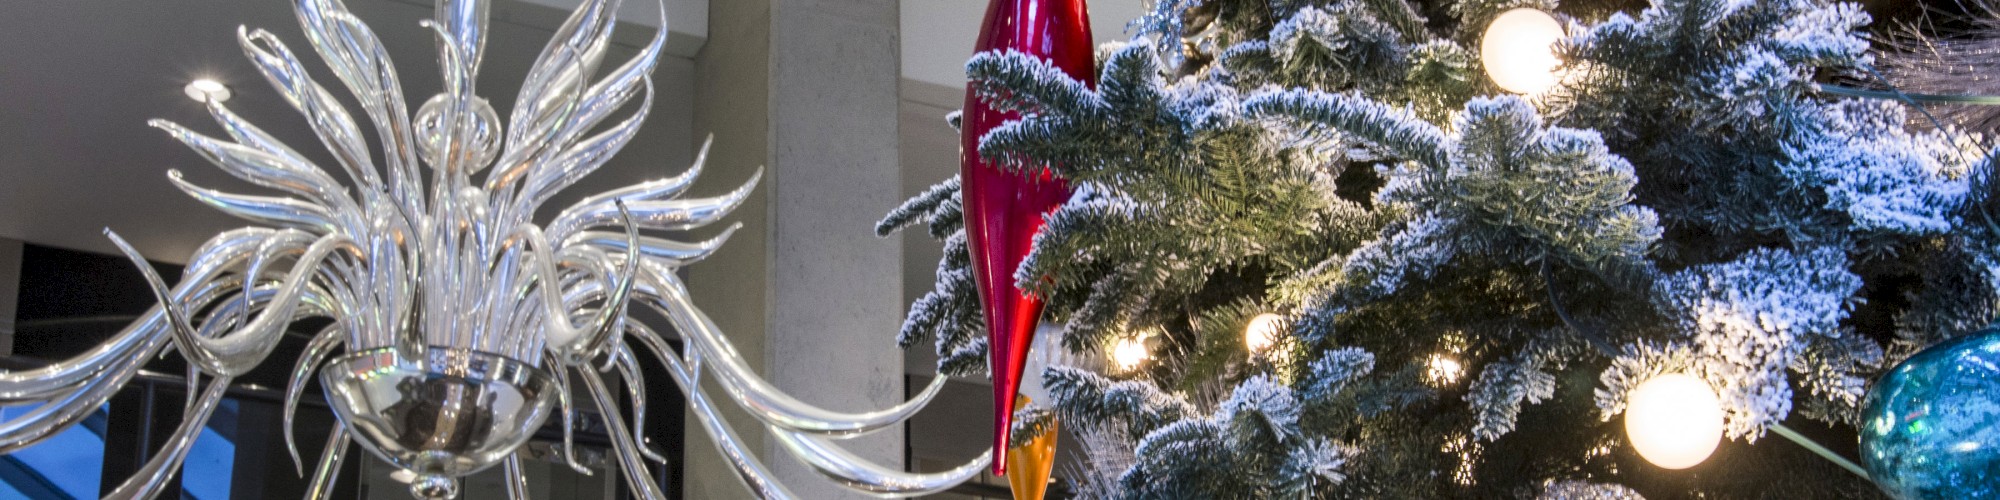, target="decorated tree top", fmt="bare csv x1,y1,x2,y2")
882,0,1996,498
